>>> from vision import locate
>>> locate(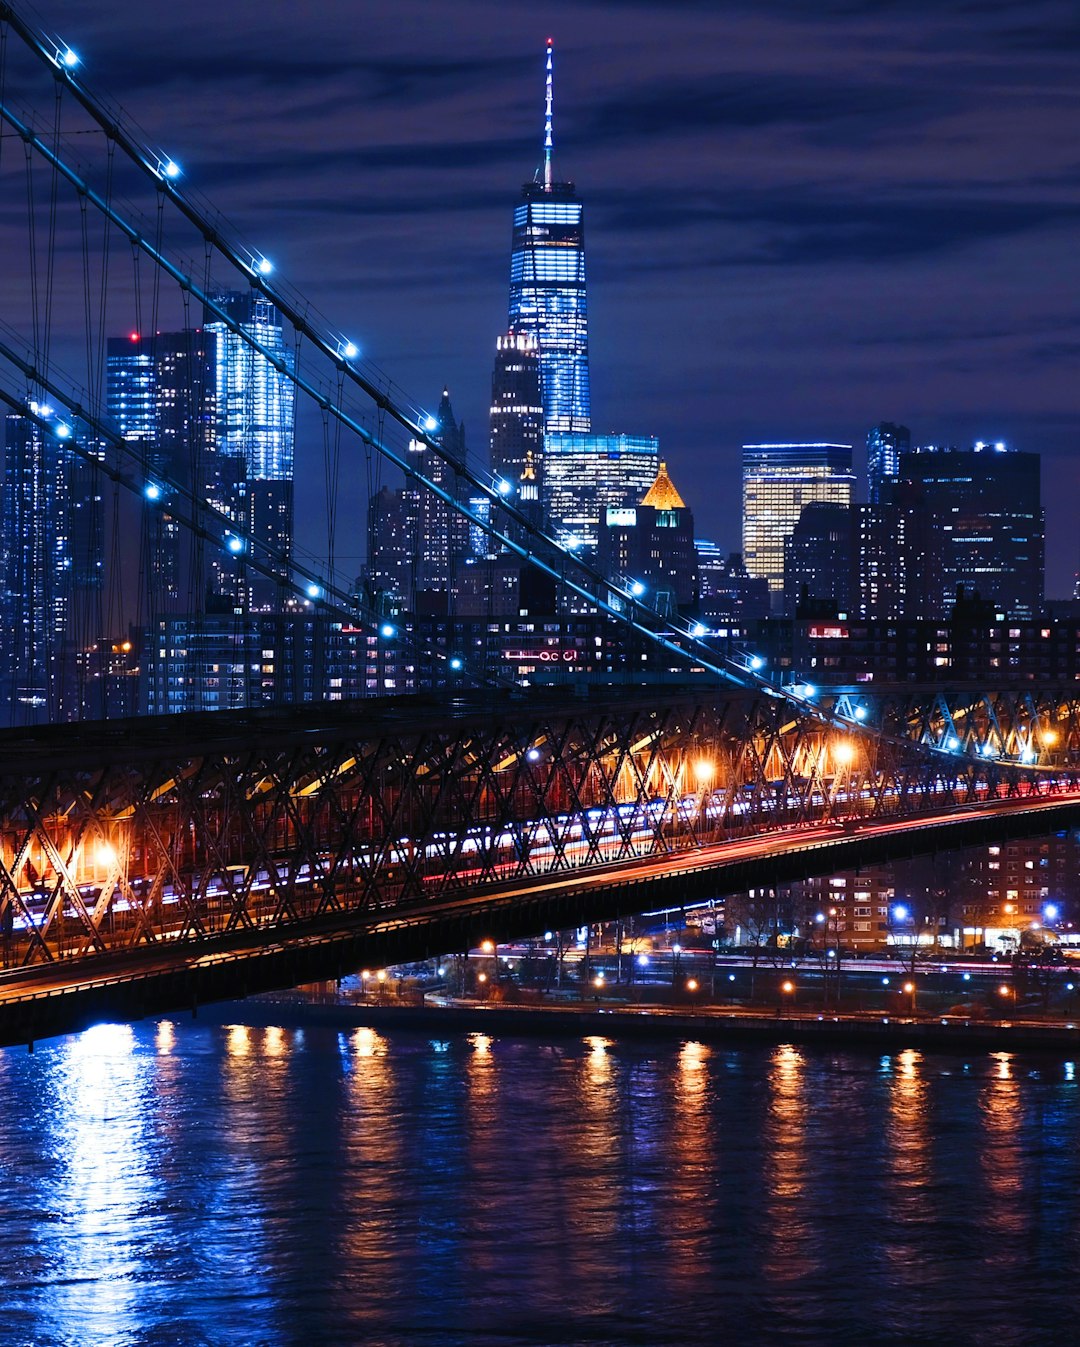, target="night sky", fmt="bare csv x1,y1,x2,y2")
20,0,1080,593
